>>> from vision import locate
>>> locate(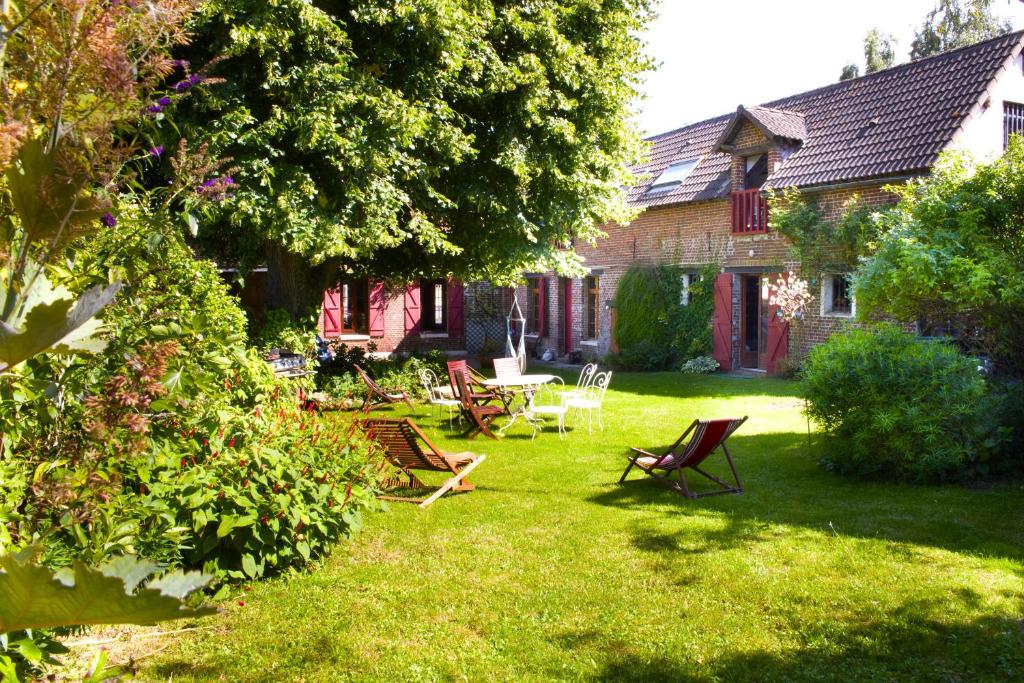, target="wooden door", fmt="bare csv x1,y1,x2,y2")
765,273,789,374
712,273,733,370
